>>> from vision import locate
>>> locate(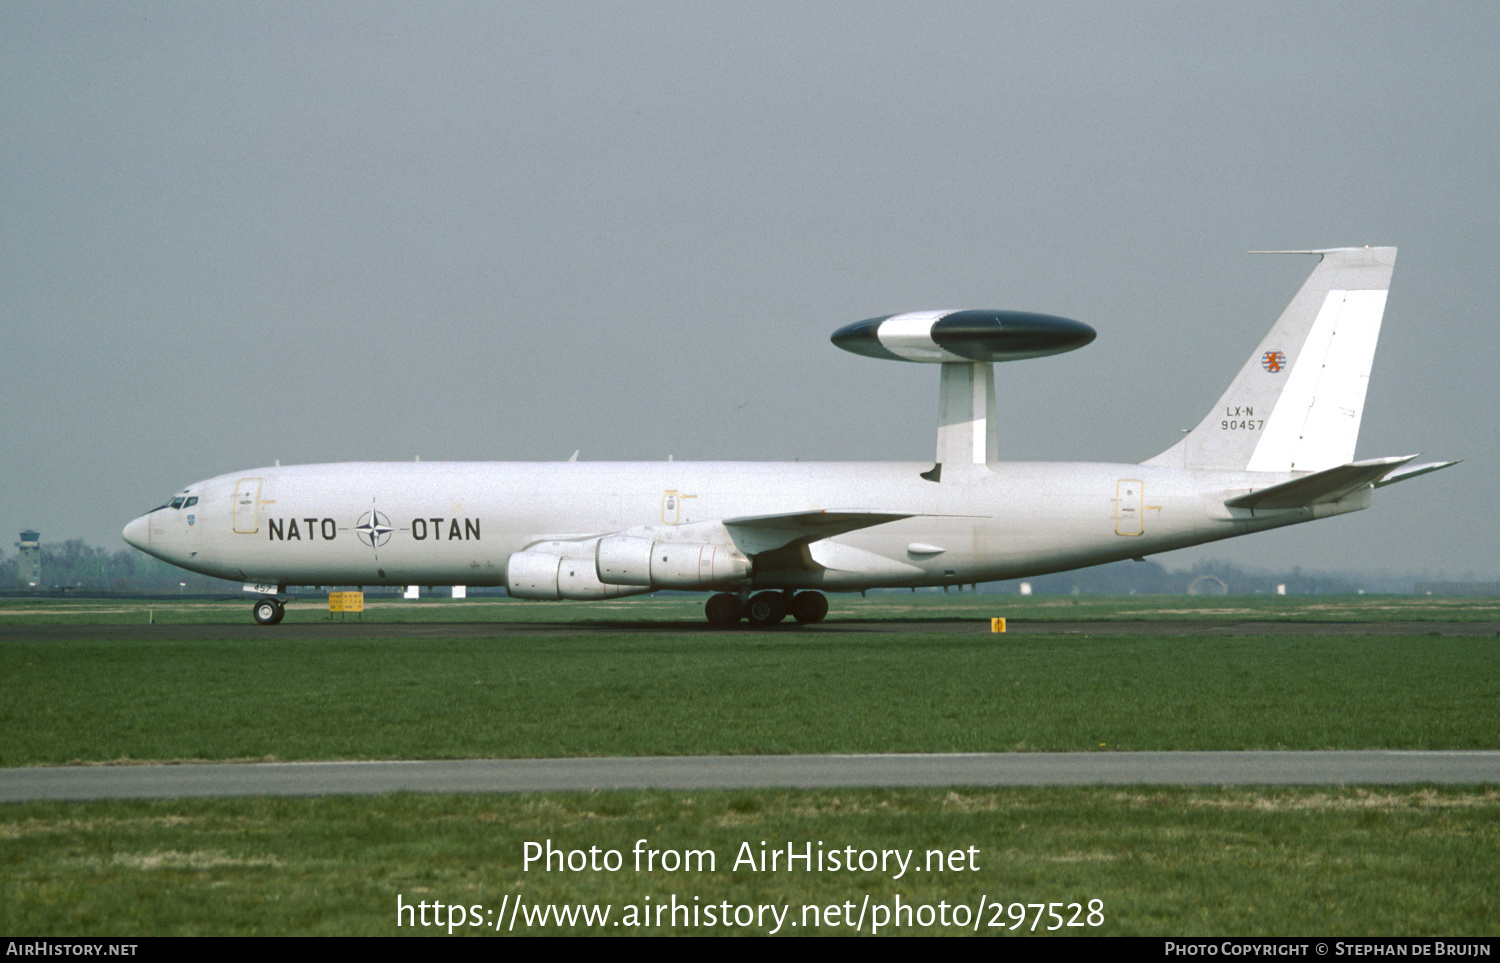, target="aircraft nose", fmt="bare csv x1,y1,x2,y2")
122,514,151,550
